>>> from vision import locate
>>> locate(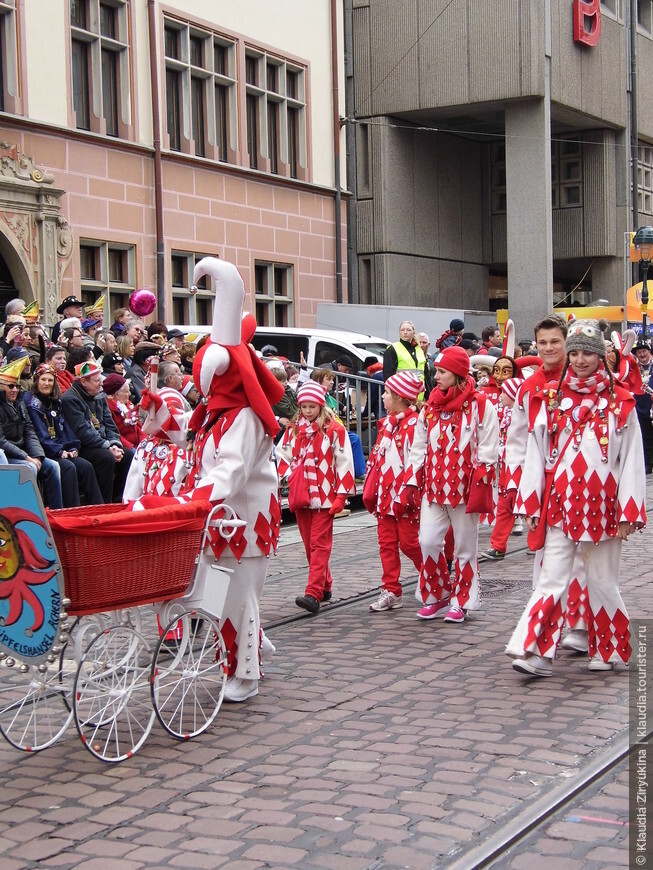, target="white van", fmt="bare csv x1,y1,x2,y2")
169,325,390,372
